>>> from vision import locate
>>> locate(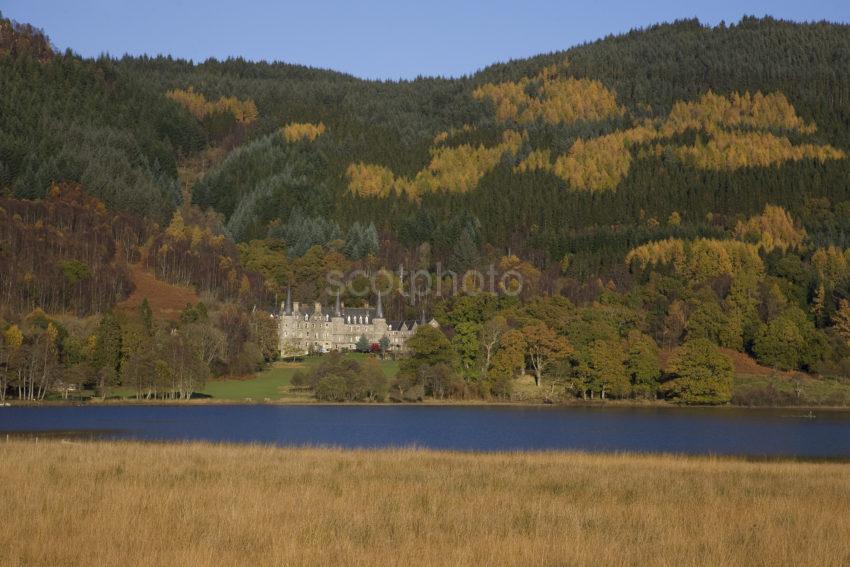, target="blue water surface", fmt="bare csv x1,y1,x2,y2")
1,405,849,458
